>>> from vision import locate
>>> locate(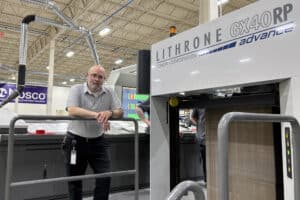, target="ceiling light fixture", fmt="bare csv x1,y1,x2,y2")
69,78,75,82
62,81,67,85
115,59,123,65
66,51,74,58
217,0,229,6
99,27,111,37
